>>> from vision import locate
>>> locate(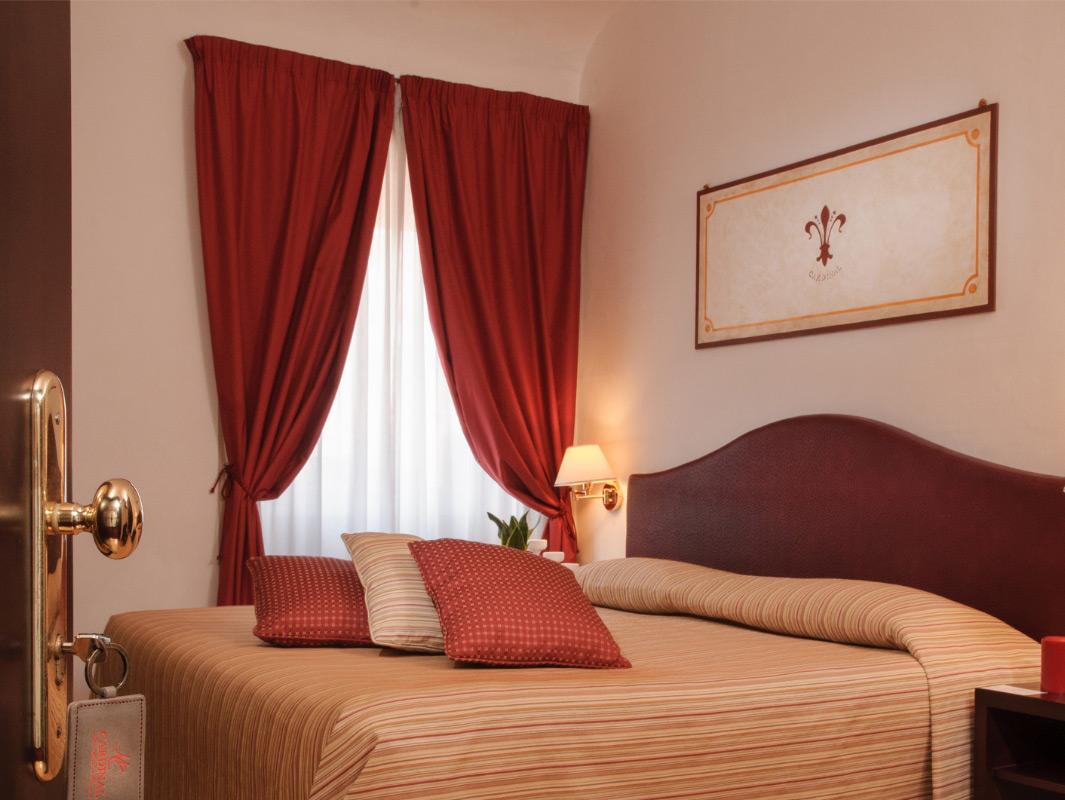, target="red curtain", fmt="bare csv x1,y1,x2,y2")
186,36,394,604
400,76,588,560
